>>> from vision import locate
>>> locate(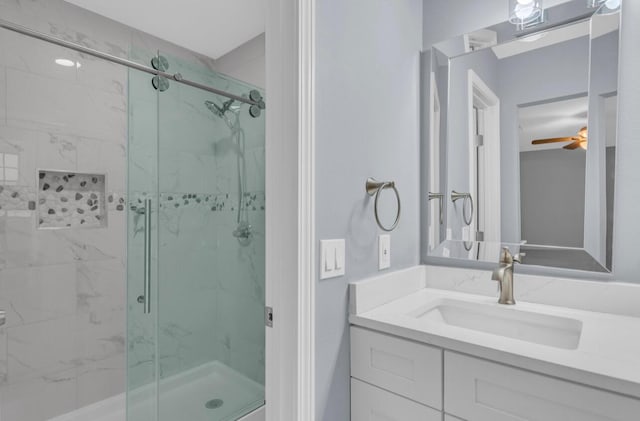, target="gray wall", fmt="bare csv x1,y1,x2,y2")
520,149,586,247
215,33,265,89
314,0,423,419
423,0,640,283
